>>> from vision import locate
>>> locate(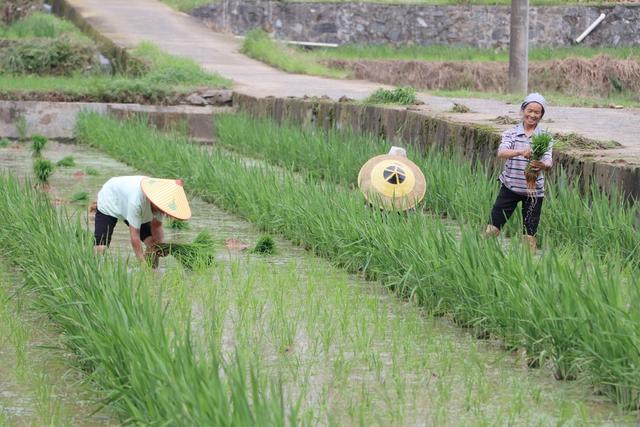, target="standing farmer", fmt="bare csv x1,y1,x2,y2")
485,93,552,250
94,176,191,265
